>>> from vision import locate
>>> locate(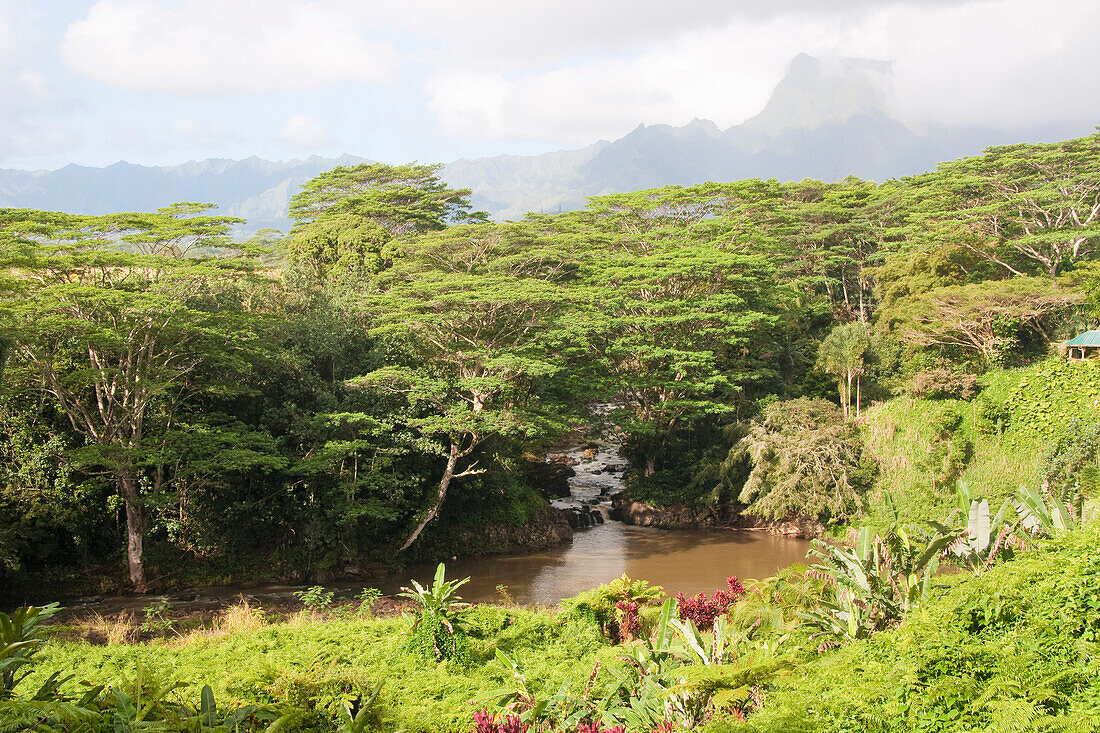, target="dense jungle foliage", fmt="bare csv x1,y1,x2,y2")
1,130,1099,600
2,516,1099,732
3,128,1100,733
